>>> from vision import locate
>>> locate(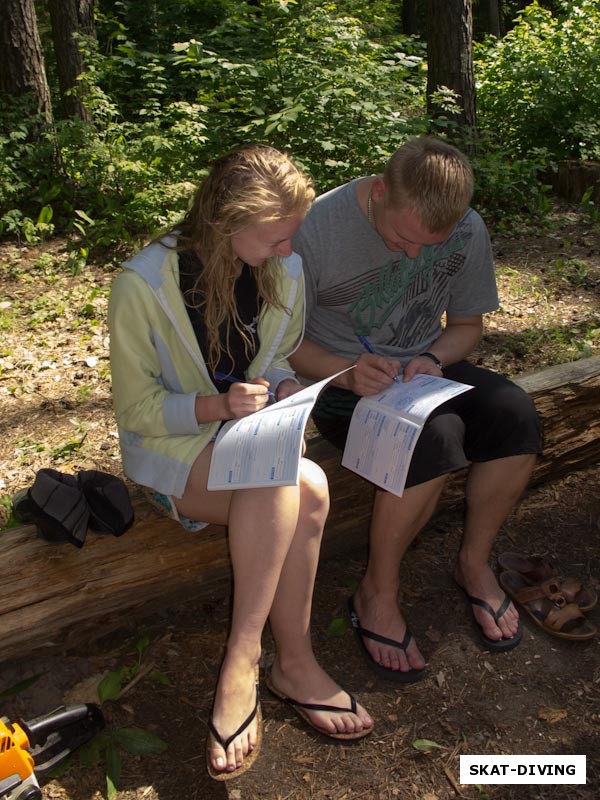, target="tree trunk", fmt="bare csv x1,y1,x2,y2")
402,0,420,36
2,356,600,665
483,0,502,37
426,0,476,138
0,0,53,125
47,0,96,121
